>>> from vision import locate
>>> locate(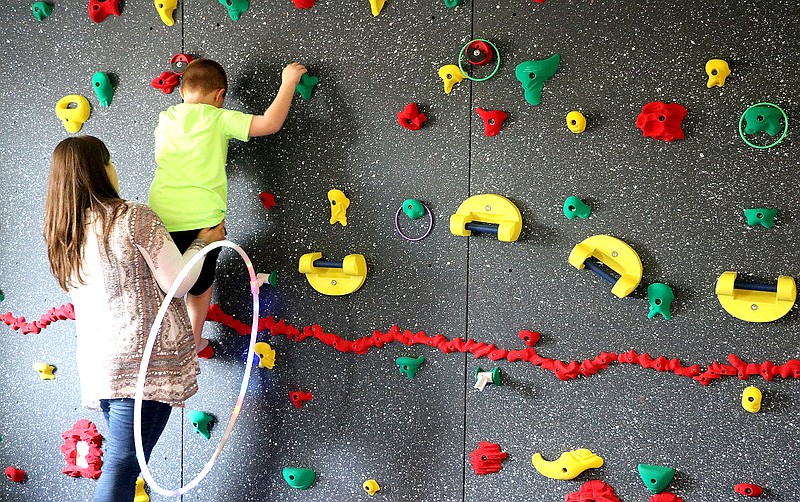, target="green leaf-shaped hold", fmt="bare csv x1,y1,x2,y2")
91,72,114,107
218,0,249,21
32,2,52,21
295,73,319,101
637,463,675,494
283,467,316,489
563,196,591,220
515,54,560,106
743,208,777,228
186,410,213,440
396,355,425,379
